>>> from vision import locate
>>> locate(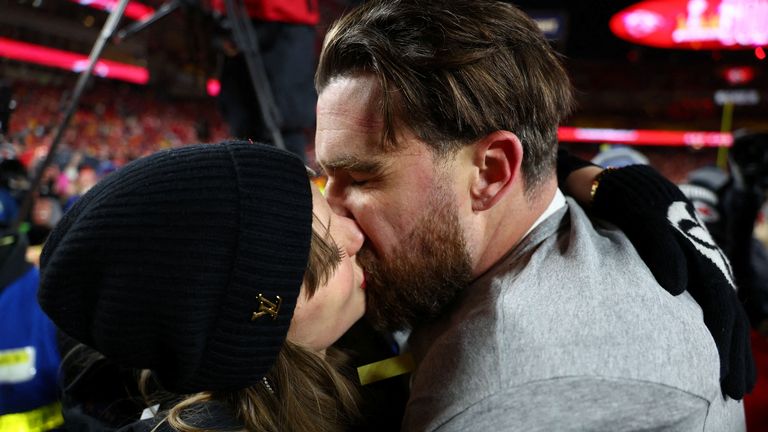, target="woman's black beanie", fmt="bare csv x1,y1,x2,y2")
38,141,312,394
